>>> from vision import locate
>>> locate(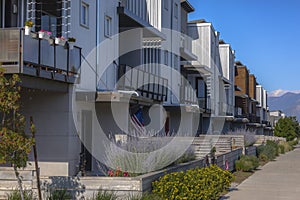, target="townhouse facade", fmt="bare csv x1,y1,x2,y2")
187,20,236,135
1,0,273,176
269,110,285,127
256,85,272,135
233,61,272,135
